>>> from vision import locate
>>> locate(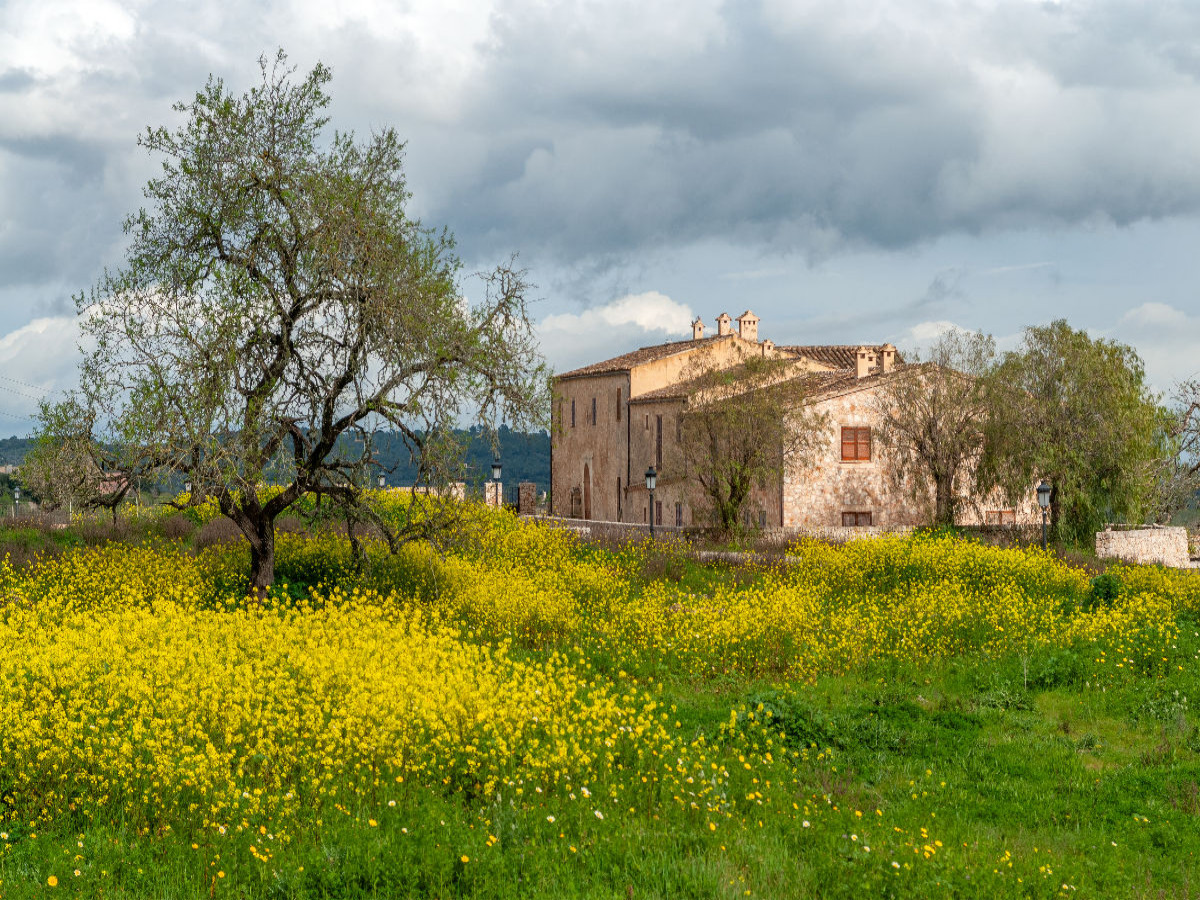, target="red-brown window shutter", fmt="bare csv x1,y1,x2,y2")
841,426,871,461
